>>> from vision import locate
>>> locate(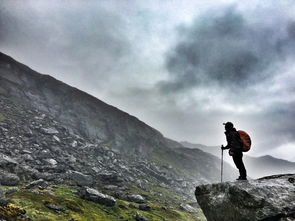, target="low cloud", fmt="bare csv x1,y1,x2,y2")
1,1,295,159
160,6,295,94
